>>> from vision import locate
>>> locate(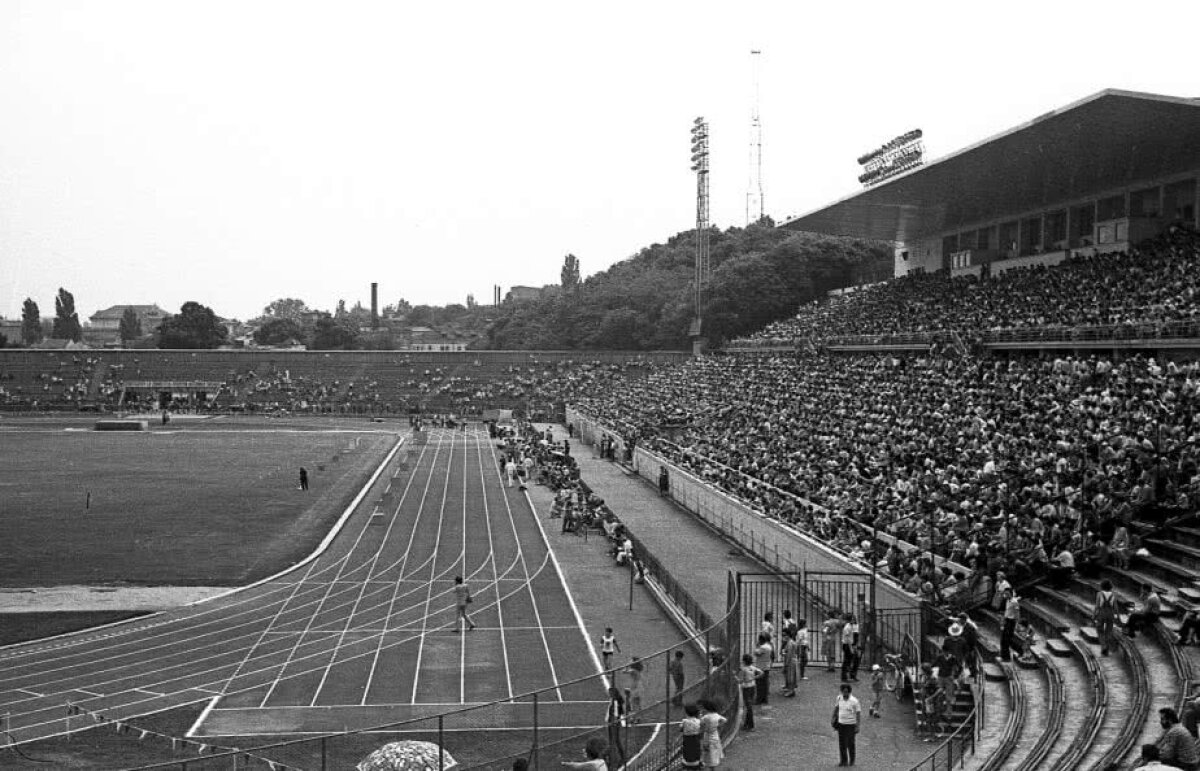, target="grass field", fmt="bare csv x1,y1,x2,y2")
0,418,396,587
